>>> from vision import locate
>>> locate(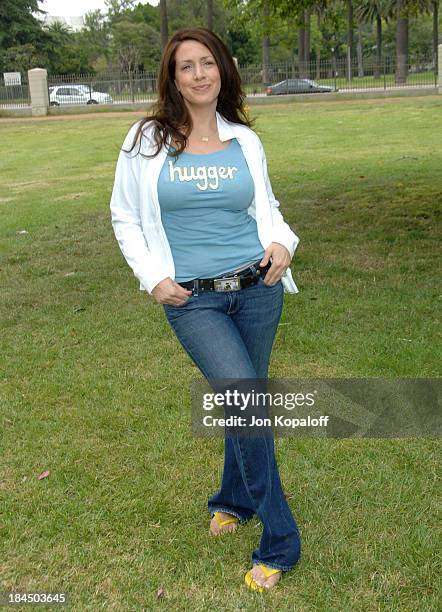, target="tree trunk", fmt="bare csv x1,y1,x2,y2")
315,10,321,80
262,0,271,86
207,0,213,31
160,0,168,51
332,47,337,85
298,9,310,79
396,0,408,85
347,0,354,82
433,0,438,75
304,8,311,78
129,70,134,103
374,13,382,78
298,18,305,79
357,20,363,77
